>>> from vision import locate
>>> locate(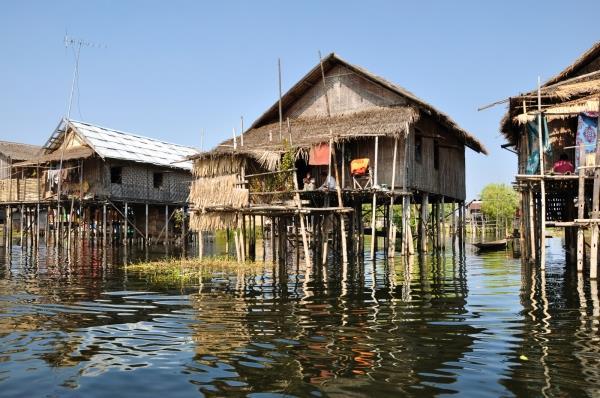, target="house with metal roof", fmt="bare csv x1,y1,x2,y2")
1,119,199,246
